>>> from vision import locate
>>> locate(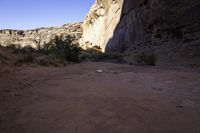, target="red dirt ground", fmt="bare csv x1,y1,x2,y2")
0,62,200,133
